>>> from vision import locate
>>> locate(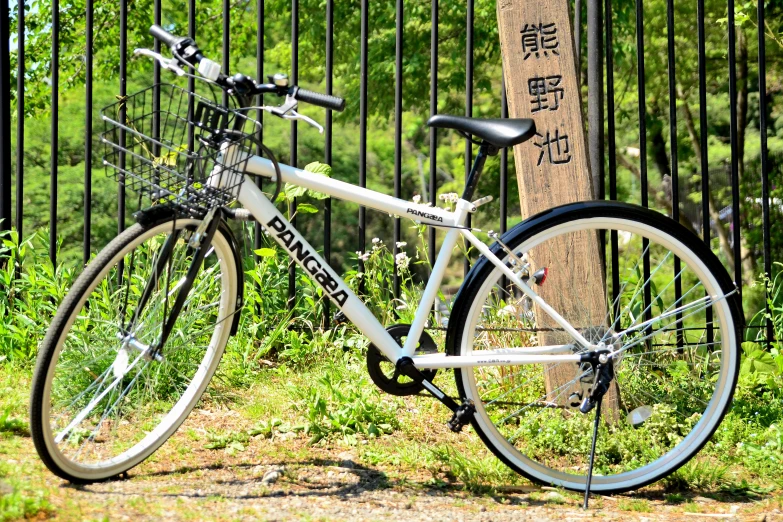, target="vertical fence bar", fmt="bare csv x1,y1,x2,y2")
189,0,196,80
14,0,23,240
666,0,683,348
223,0,230,108
464,0,473,276
500,78,508,236
358,0,368,293
587,0,604,201
500,77,508,292
697,0,713,345
393,0,403,299
152,0,161,216
118,0,127,234
323,0,333,326
83,0,92,265
757,0,772,345
635,0,652,332
0,0,9,242
428,0,437,274
288,0,298,310
50,0,59,264
574,0,581,75
254,0,264,255
188,0,196,192
605,0,620,317
727,0,741,295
